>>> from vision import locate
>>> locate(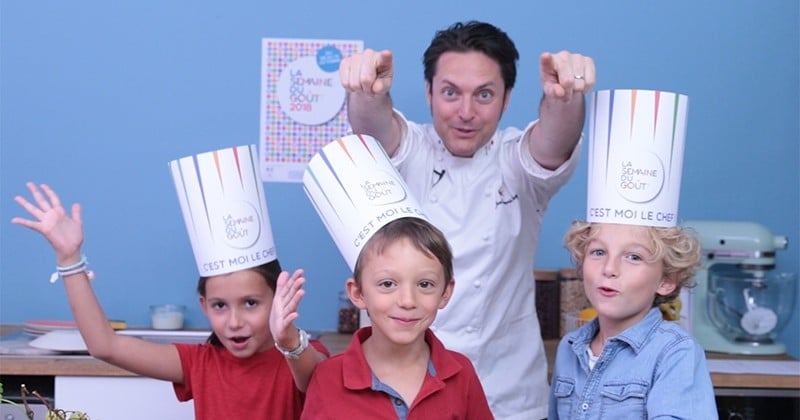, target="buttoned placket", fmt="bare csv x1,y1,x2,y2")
371,375,410,420
430,145,493,338
574,340,621,419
